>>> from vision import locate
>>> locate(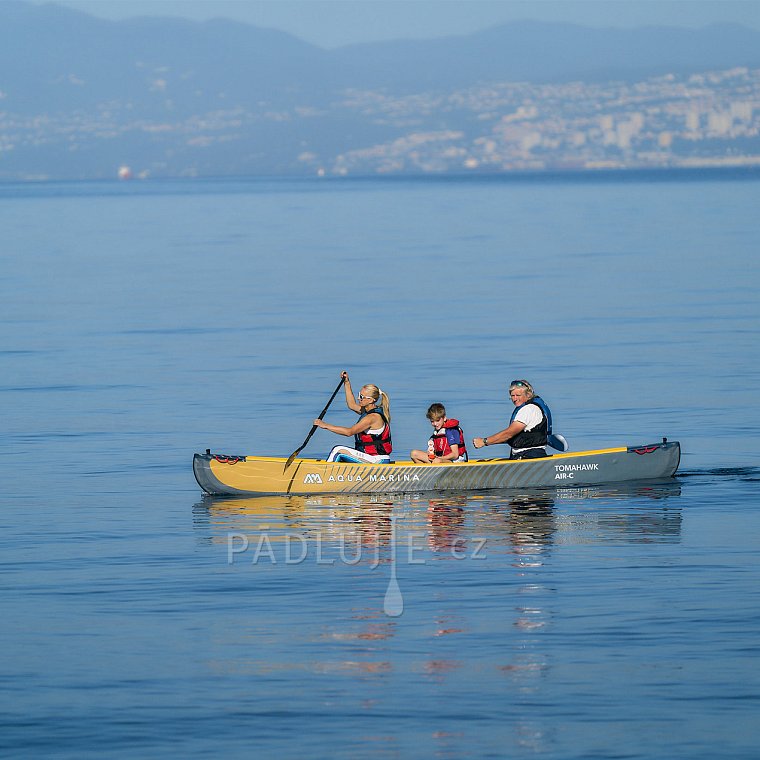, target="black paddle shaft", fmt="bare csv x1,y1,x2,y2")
284,376,345,469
